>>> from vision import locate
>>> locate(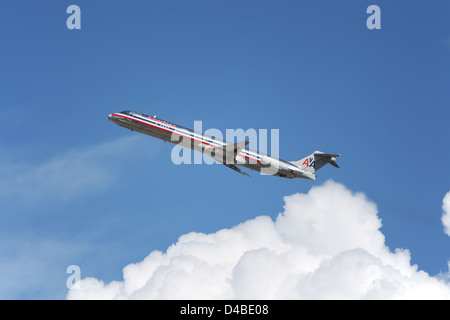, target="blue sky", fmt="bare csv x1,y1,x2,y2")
0,1,449,299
